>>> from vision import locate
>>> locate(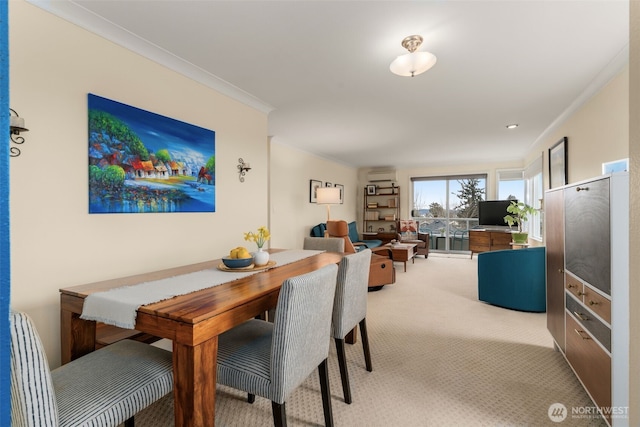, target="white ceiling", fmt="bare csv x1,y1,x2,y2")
33,0,629,169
